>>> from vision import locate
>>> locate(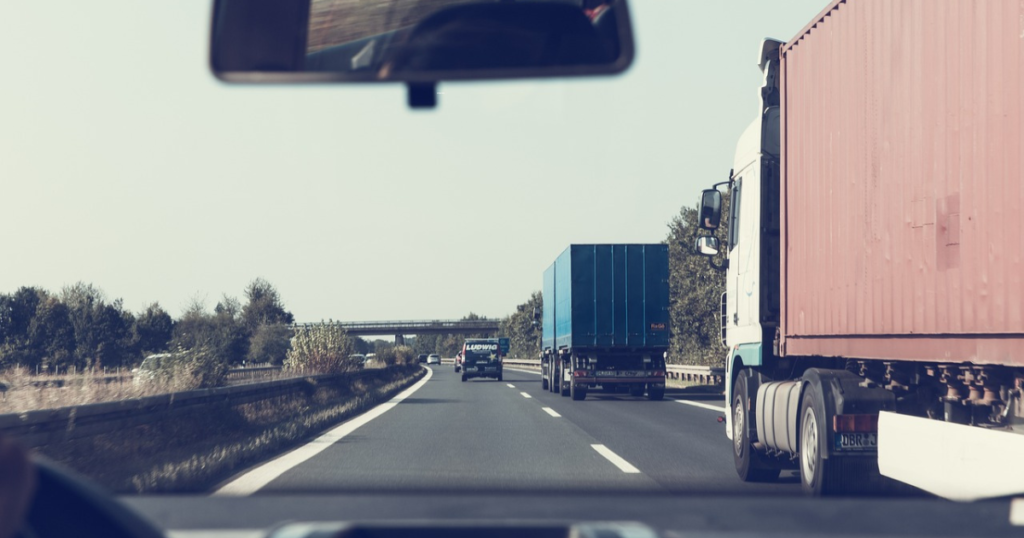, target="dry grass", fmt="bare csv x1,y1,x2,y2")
34,366,425,493
0,365,324,414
